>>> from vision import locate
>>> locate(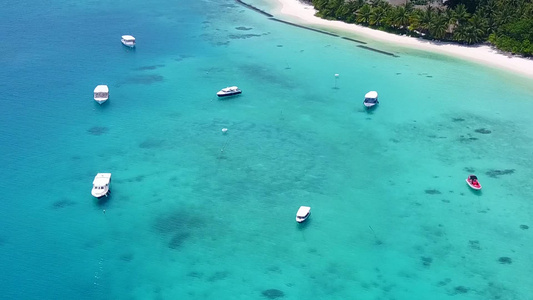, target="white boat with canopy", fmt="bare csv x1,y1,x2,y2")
363,91,379,108
91,173,111,198
296,206,311,223
121,35,136,47
93,85,109,104
217,86,242,97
